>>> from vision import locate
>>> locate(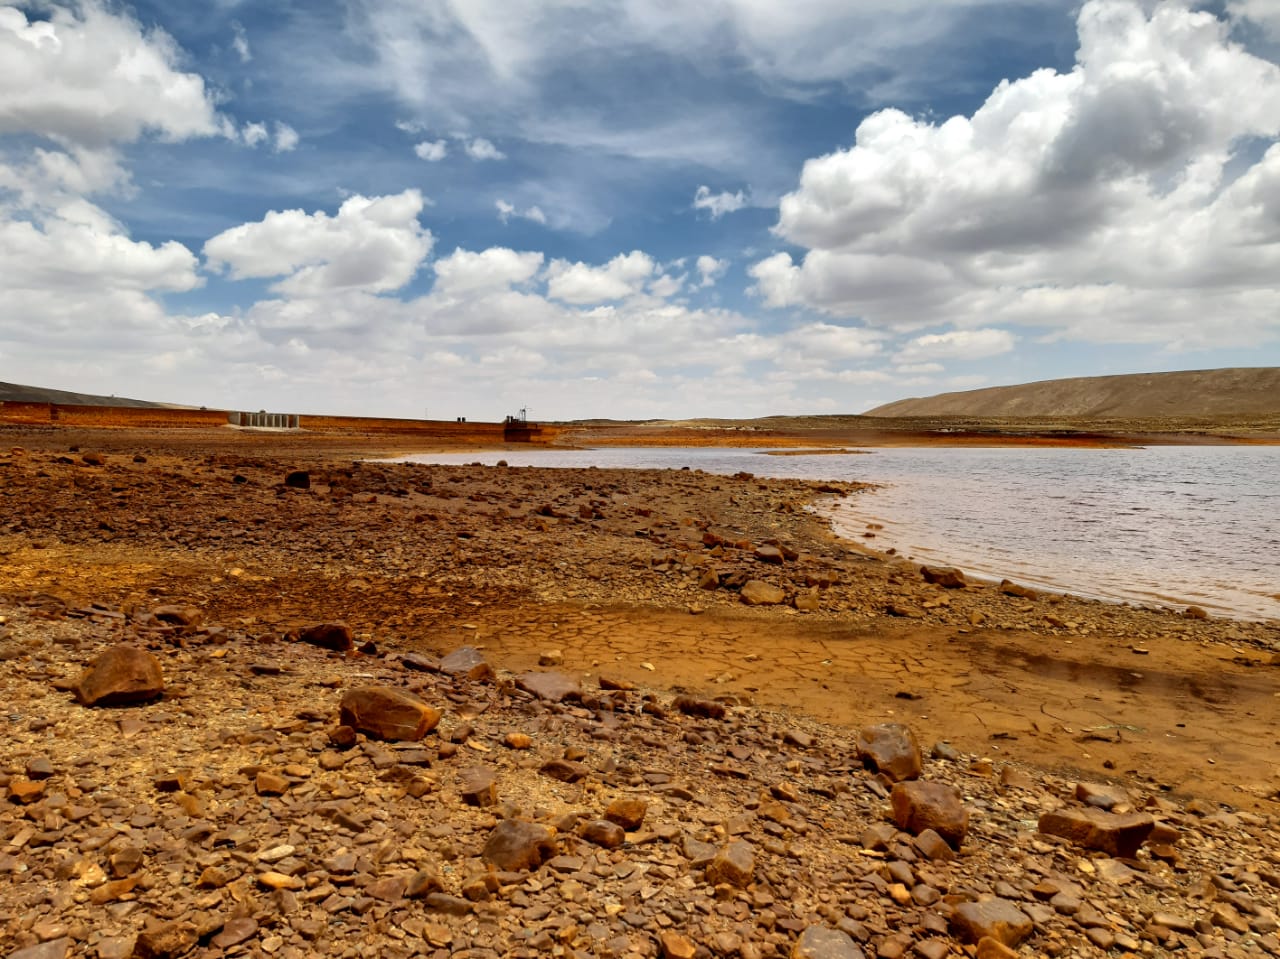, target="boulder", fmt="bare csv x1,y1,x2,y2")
516,671,582,702
891,781,969,849
791,926,866,959
740,580,786,606
338,686,441,741
283,470,310,489
581,819,625,848
604,798,648,831
72,645,164,707
855,723,922,782
1038,807,1154,858
921,566,966,588
673,695,726,719
950,899,1034,948
297,623,353,653
439,646,494,682
481,820,558,871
